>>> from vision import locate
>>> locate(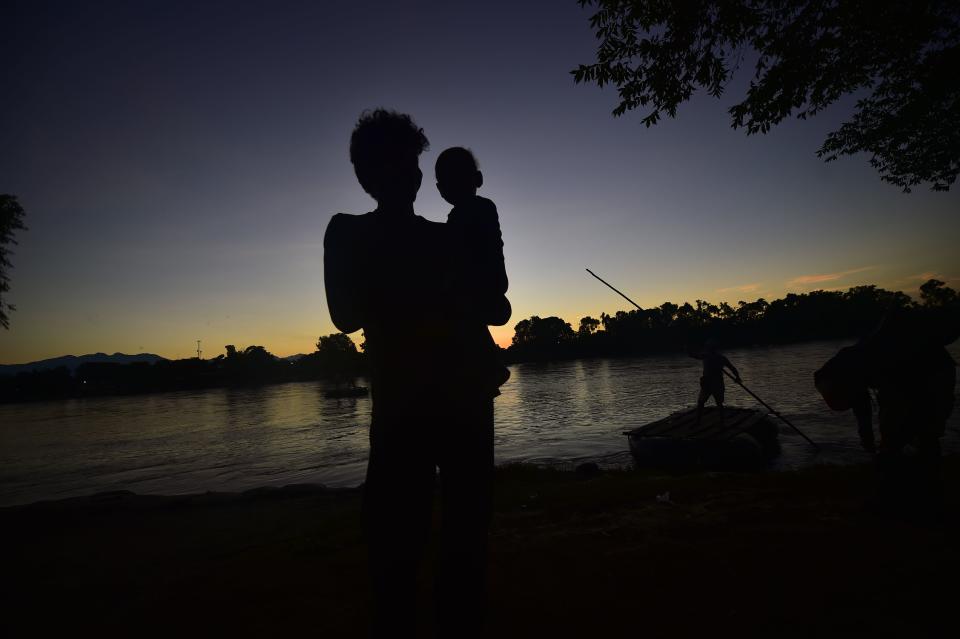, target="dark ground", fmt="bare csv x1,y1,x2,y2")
3,459,959,637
